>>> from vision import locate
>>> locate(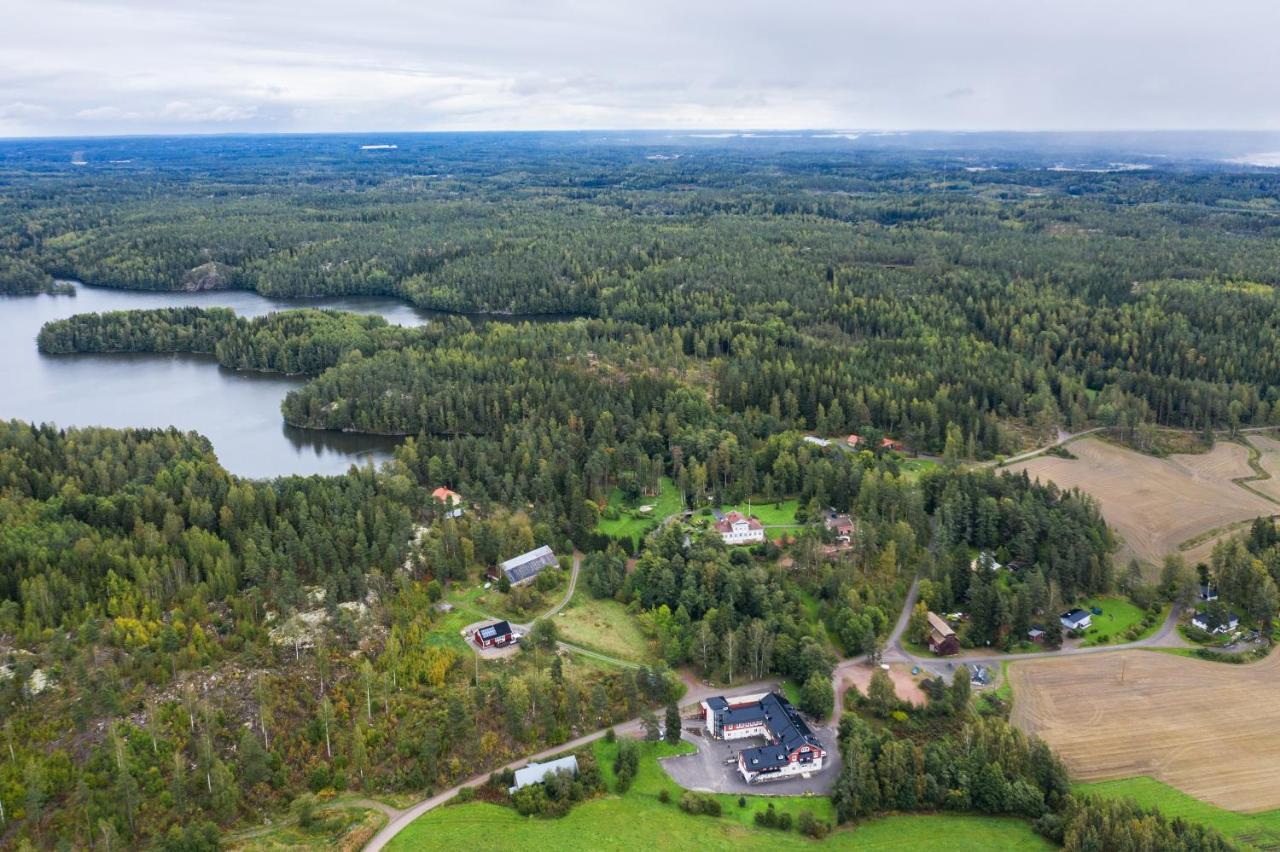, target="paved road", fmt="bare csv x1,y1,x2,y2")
362,678,777,851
